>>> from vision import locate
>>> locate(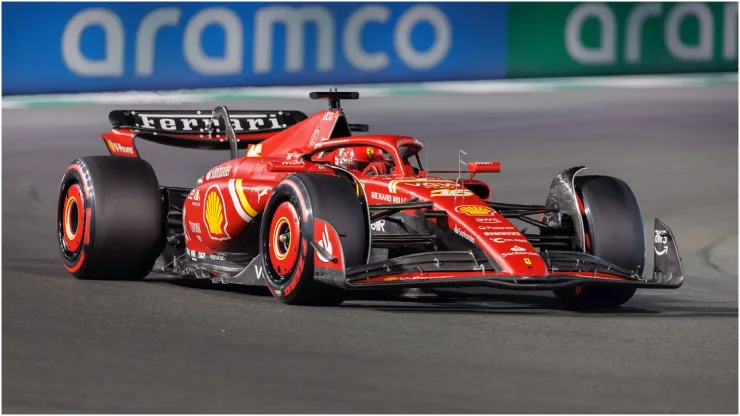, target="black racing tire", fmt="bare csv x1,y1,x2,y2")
259,173,368,306
57,156,165,280
554,175,645,310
